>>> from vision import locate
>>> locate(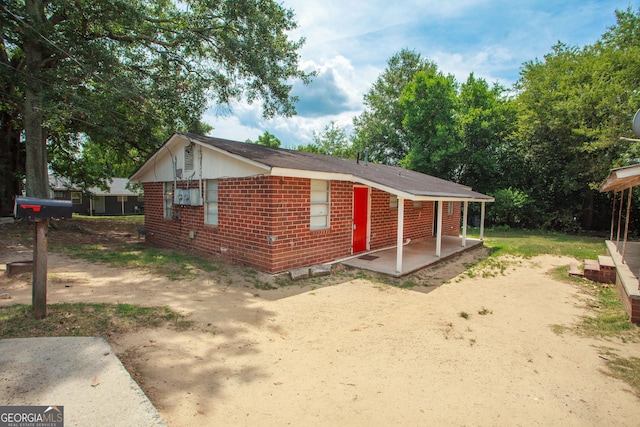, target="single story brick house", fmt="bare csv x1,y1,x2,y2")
130,132,493,274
